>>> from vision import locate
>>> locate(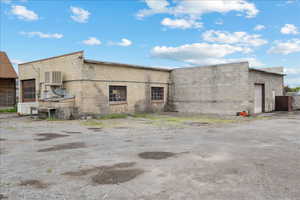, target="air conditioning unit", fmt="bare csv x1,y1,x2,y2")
45,71,62,86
